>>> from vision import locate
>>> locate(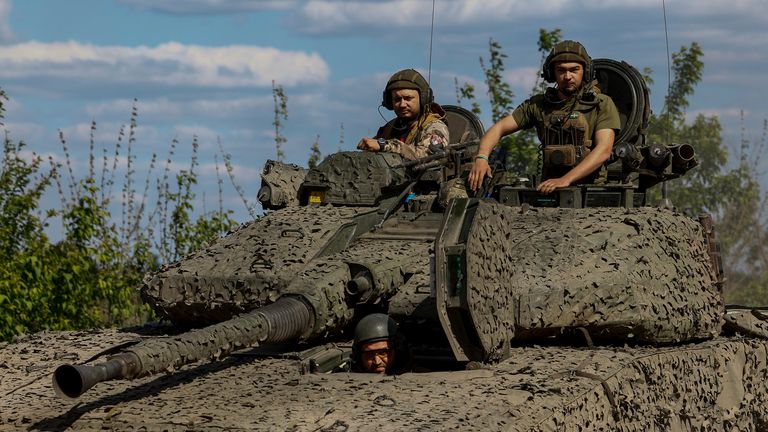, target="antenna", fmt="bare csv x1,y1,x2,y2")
662,0,672,145
661,0,672,205
427,0,436,85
